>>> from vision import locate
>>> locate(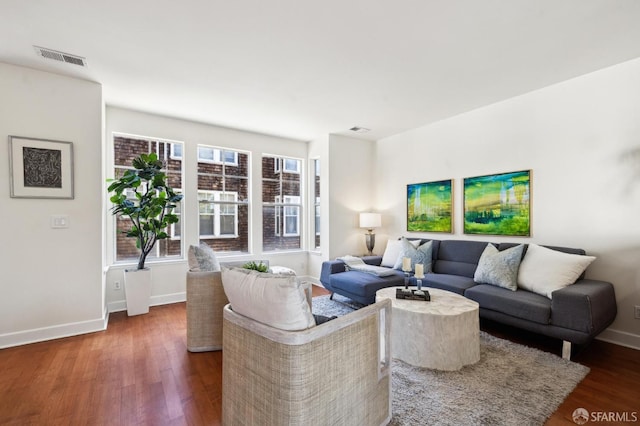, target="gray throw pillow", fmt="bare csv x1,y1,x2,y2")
188,243,220,272
473,243,524,291
393,237,433,273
